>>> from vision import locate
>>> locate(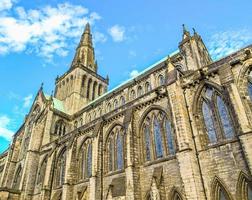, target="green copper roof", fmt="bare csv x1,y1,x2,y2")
86,50,179,107
44,94,66,113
